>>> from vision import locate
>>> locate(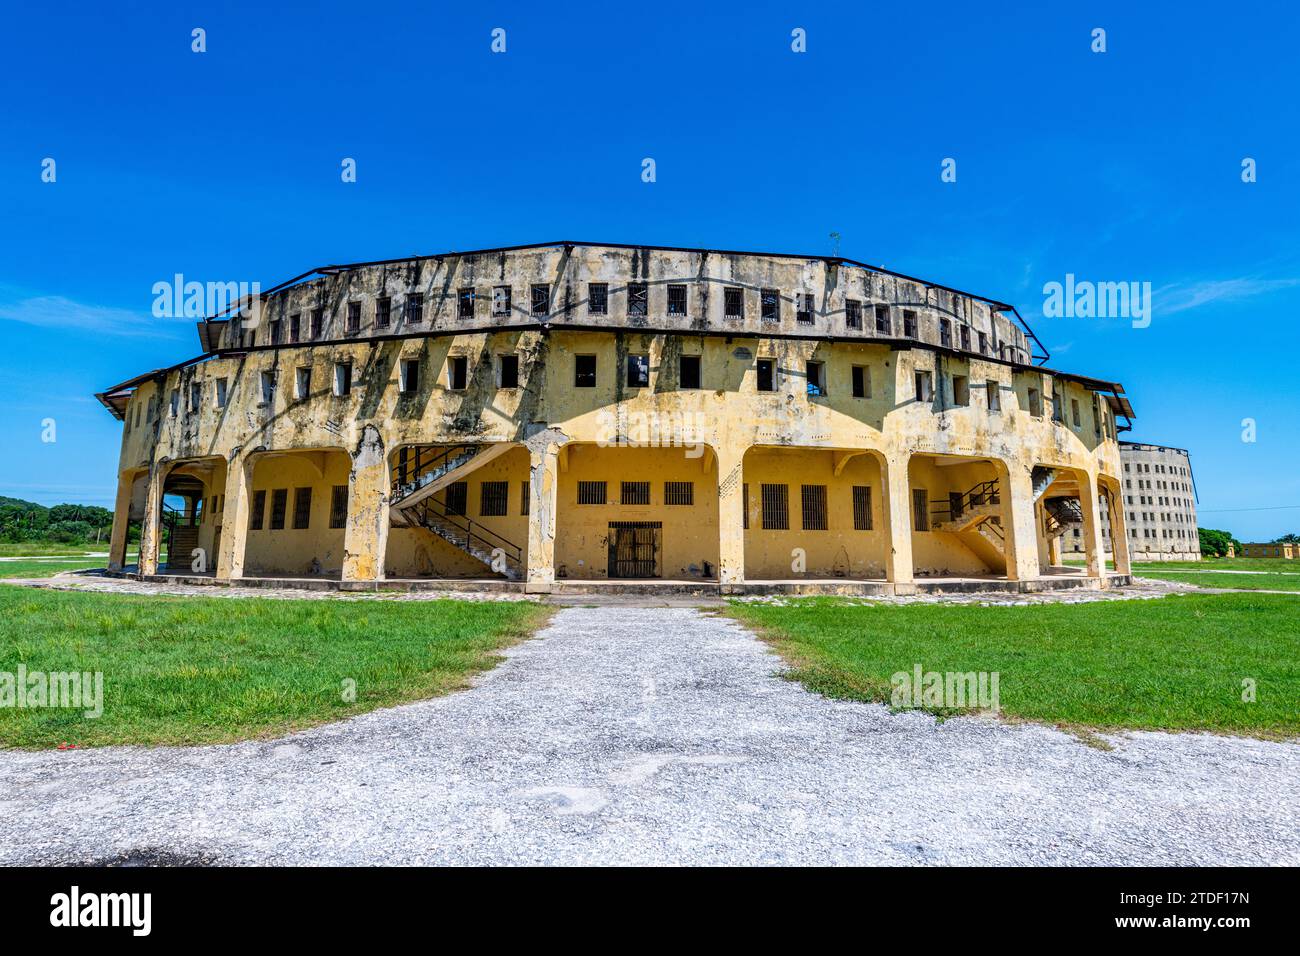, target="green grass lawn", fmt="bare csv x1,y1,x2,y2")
0,558,106,578
1137,557,1300,572
0,542,107,557
1133,570,1300,592
726,593,1300,738
0,587,550,748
